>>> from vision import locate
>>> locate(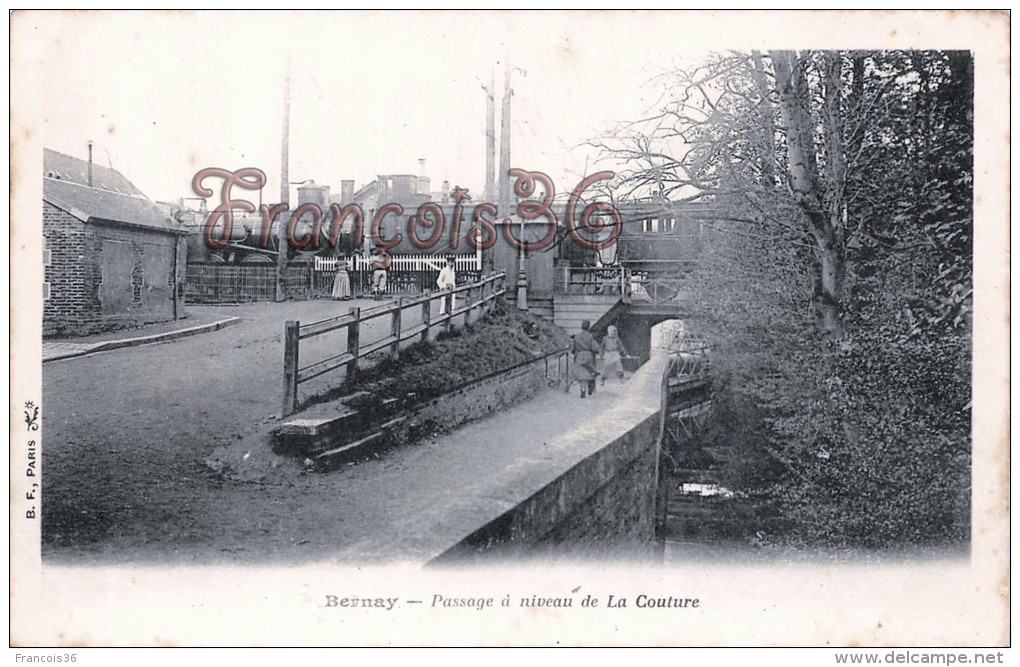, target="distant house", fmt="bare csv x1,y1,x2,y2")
42,148,189,336
338,174,437,254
